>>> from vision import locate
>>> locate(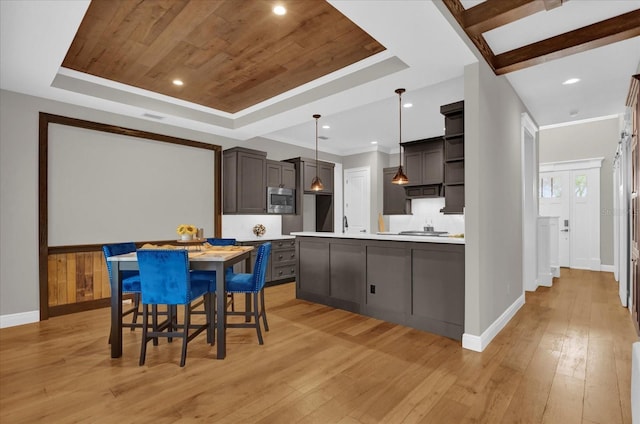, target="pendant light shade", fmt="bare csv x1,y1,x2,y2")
391,88,409,185
310,114,324,191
